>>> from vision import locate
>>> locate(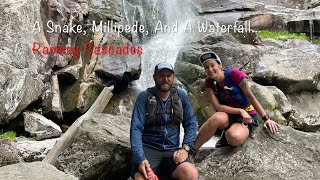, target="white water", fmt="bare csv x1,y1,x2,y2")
309,19,314,41
123,0,194,89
